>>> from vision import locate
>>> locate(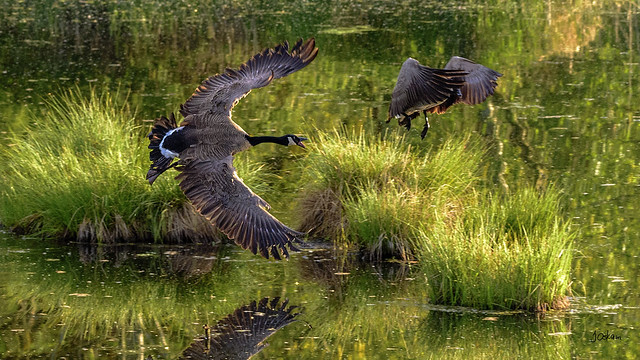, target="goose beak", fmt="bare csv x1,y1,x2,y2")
296,136,308,149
